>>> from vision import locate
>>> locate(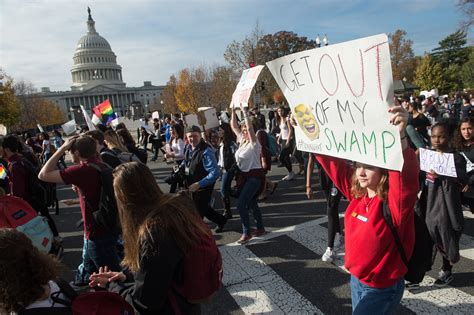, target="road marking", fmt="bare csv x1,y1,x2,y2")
221,244,323,314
